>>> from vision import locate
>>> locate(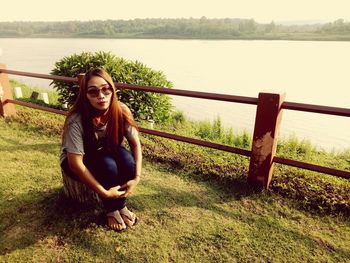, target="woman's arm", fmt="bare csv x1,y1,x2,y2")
120,104,142,197
127,128,142,179
120,130,142,197
120,103,142,179
67,152,125,199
